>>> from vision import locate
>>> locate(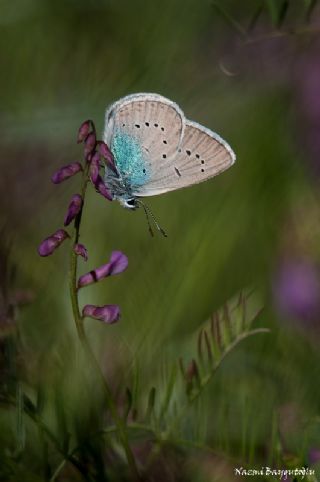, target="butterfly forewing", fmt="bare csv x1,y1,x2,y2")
133,120,236,196
104,94,185,189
